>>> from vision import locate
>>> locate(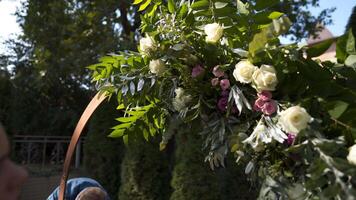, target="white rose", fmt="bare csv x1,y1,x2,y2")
278,106,311,134
252,65,278,91
139,35,156,55
347,144,356,165
172,88,192,111
204,23,223,43
233,60,258,83
149,59,165,75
